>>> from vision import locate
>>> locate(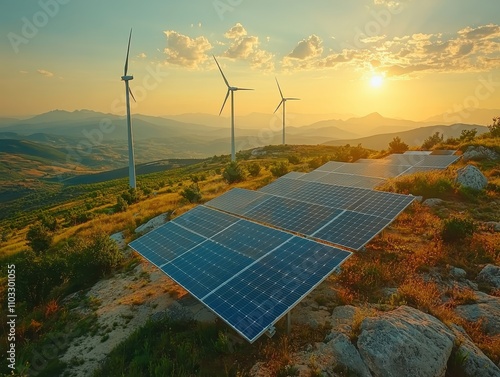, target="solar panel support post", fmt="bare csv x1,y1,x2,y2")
286,312,291,335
